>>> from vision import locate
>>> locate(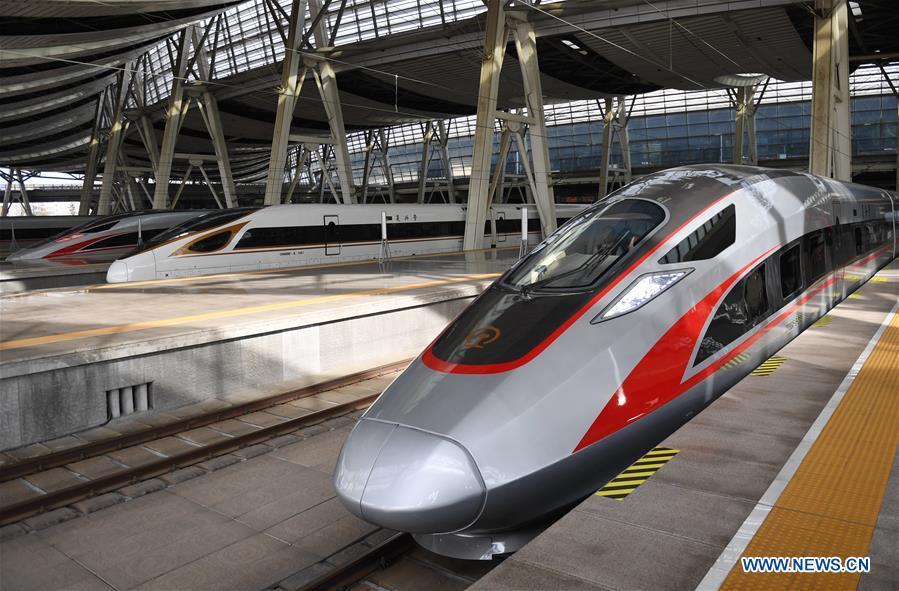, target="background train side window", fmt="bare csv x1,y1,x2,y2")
695,264,771,364
189,230,232,253
659,205,735,264
780,244,803,300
